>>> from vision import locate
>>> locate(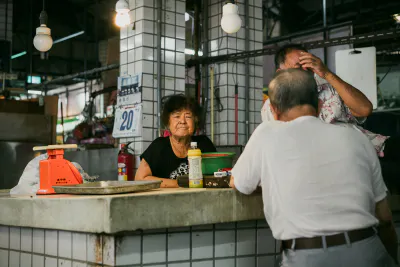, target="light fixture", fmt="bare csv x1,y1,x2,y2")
27,90,43,95
221,2,242,34
394,14,400,24
33,1,53,52
115,0,131,27
185,12,190,22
